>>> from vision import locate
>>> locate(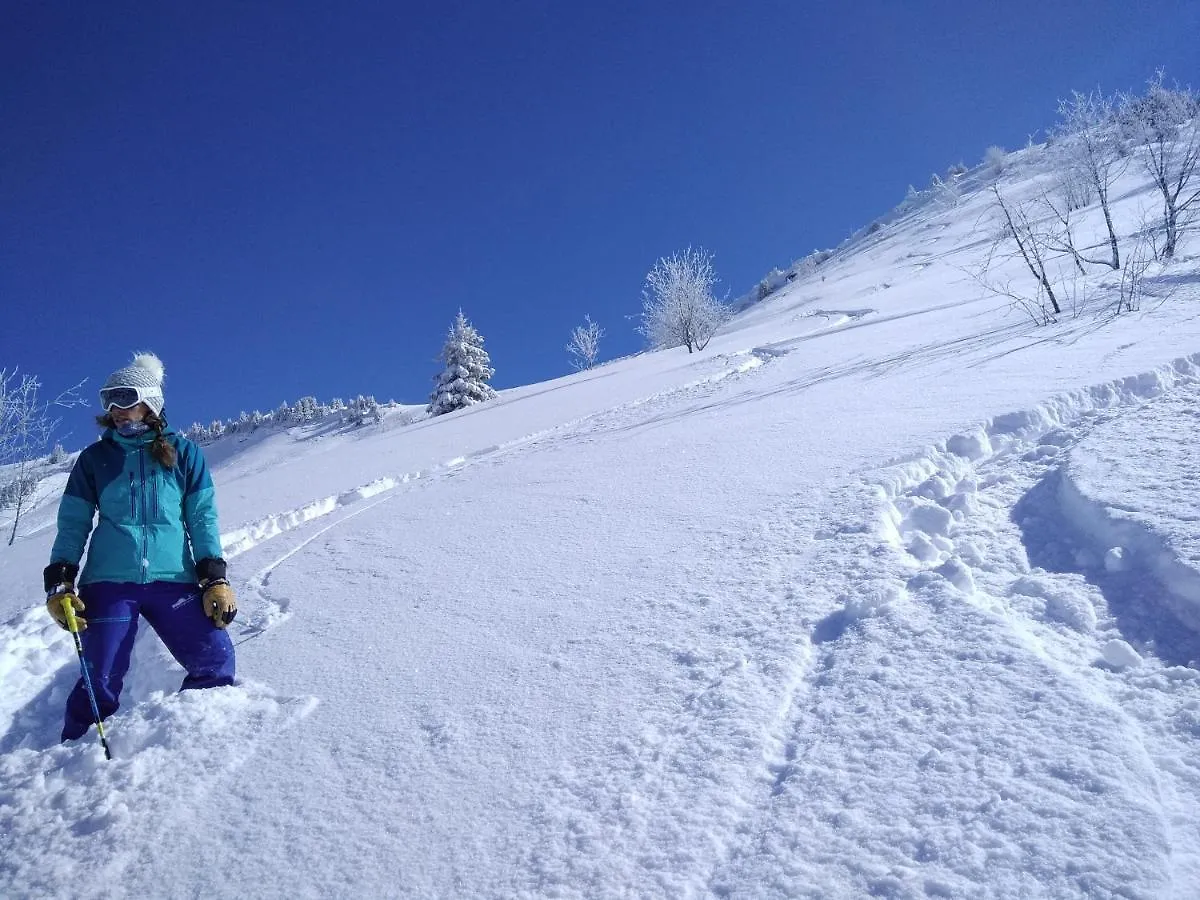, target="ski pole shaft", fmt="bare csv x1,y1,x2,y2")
62,595,112,761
